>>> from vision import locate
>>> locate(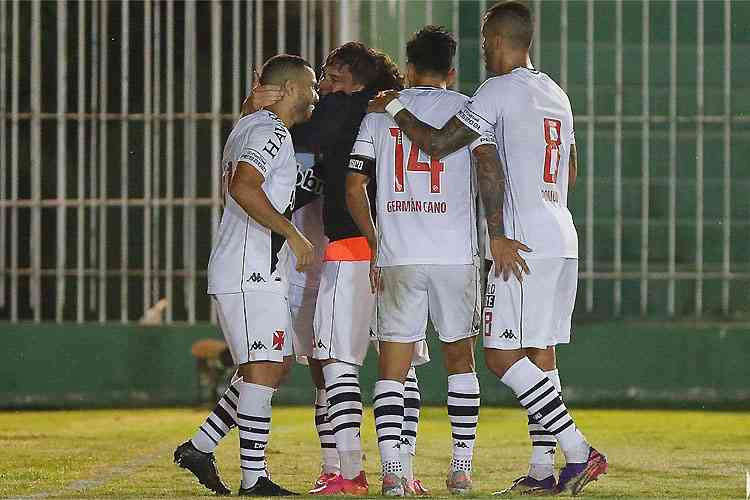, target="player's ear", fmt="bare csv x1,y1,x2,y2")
282,79,295,97
446,68,456,88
